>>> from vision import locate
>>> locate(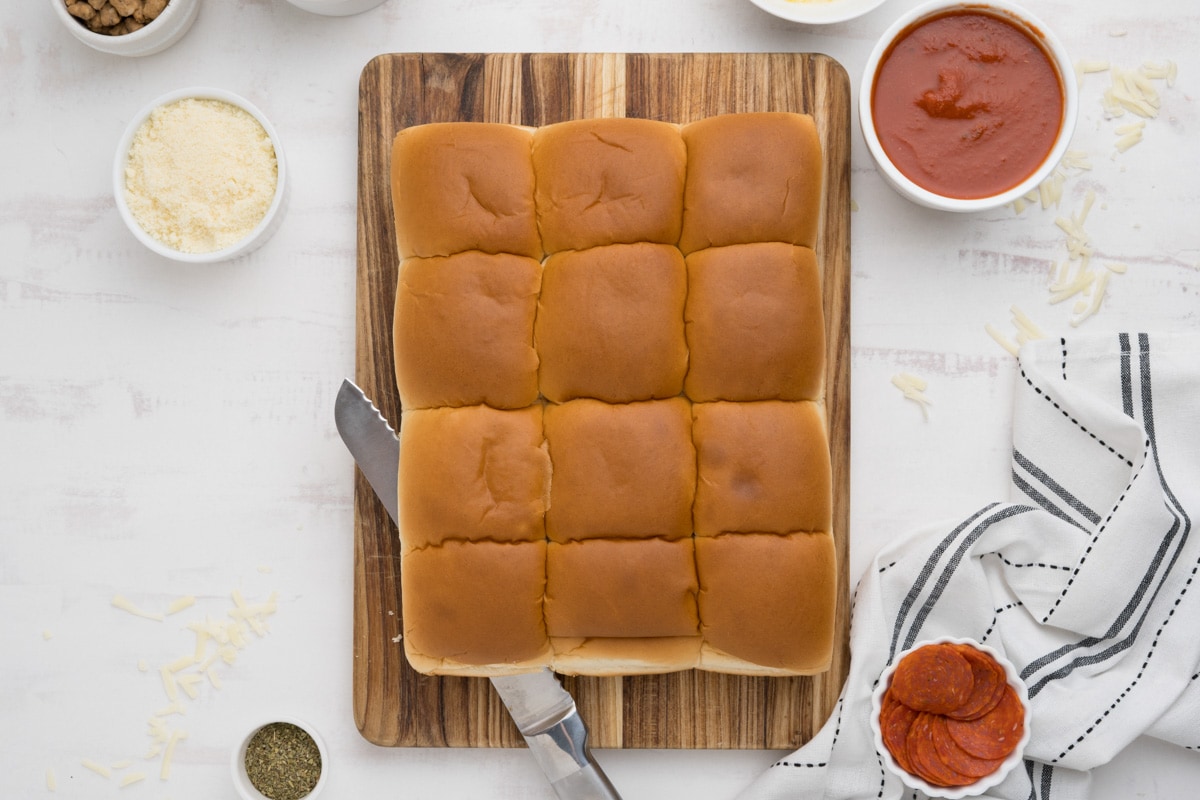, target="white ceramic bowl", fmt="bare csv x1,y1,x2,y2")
232,716,328,800
50,0,199,57
284,0,389,15
870,637,1031,799
748,0,889,25
860,0,1078,212
113,87,289,264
